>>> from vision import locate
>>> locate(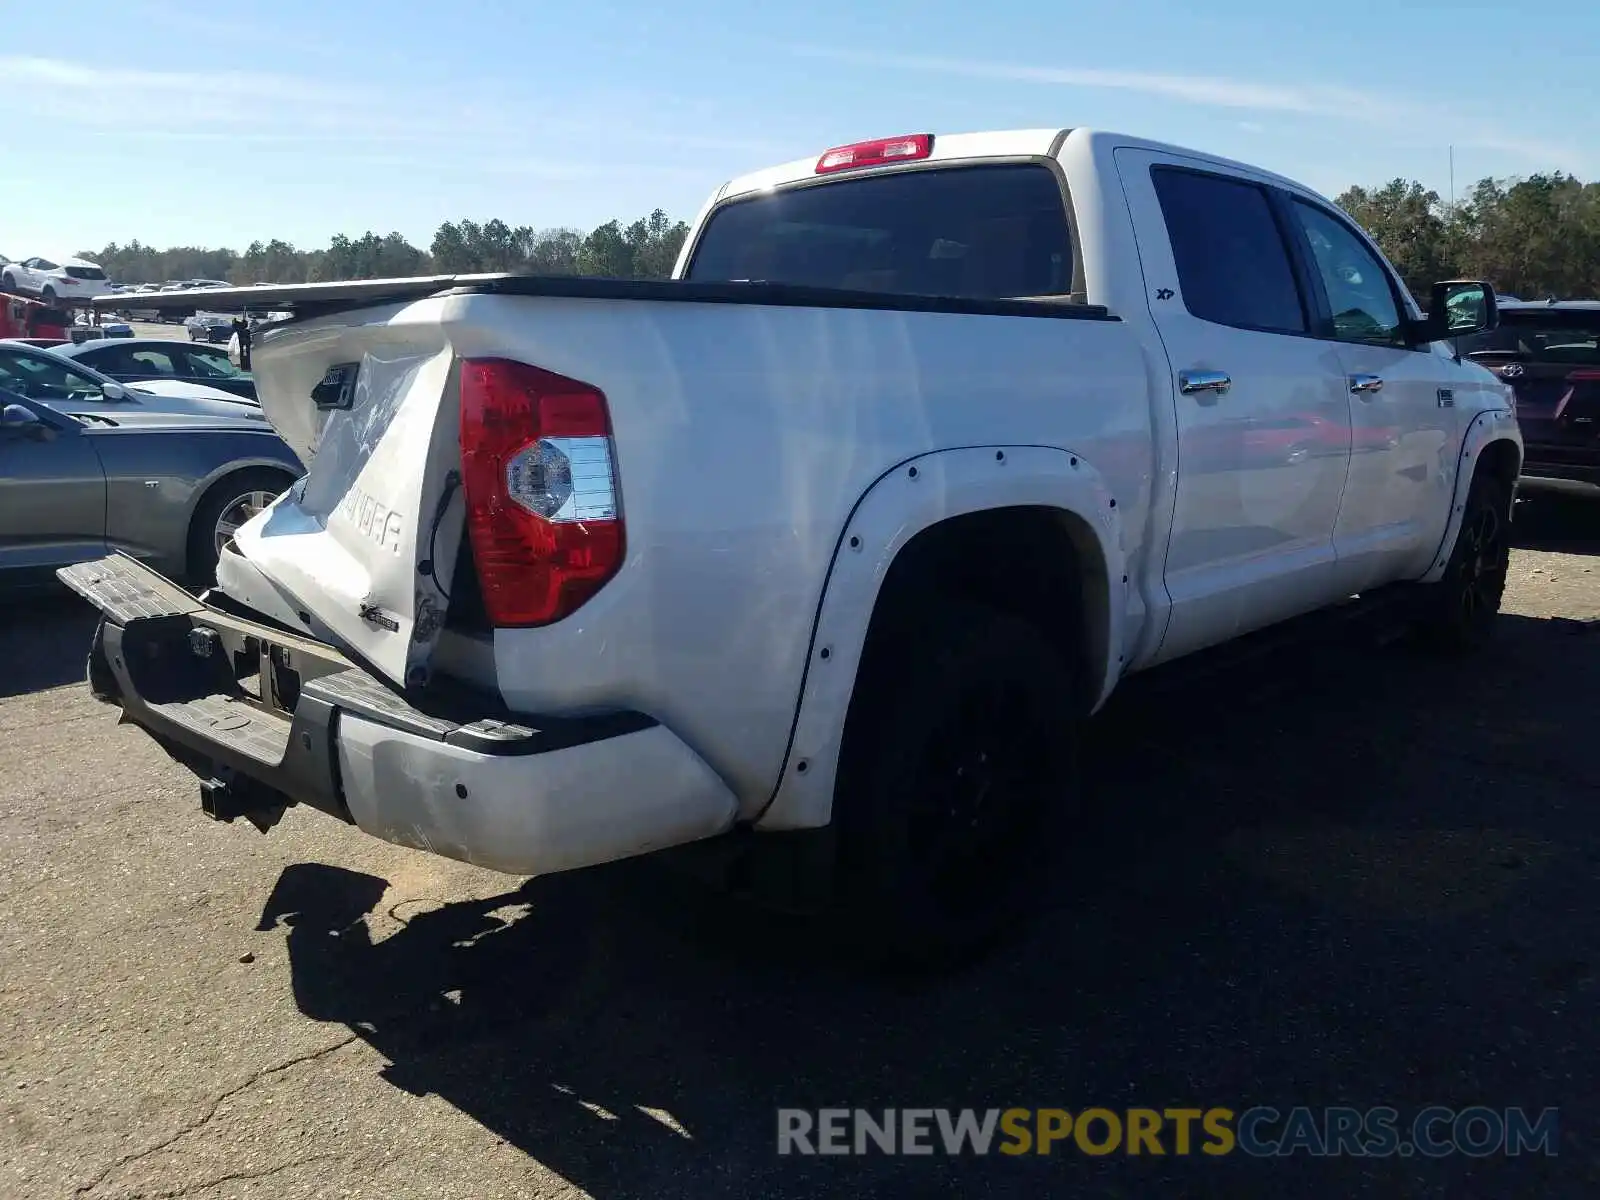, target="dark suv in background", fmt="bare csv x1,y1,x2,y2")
1460,300,1600,493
